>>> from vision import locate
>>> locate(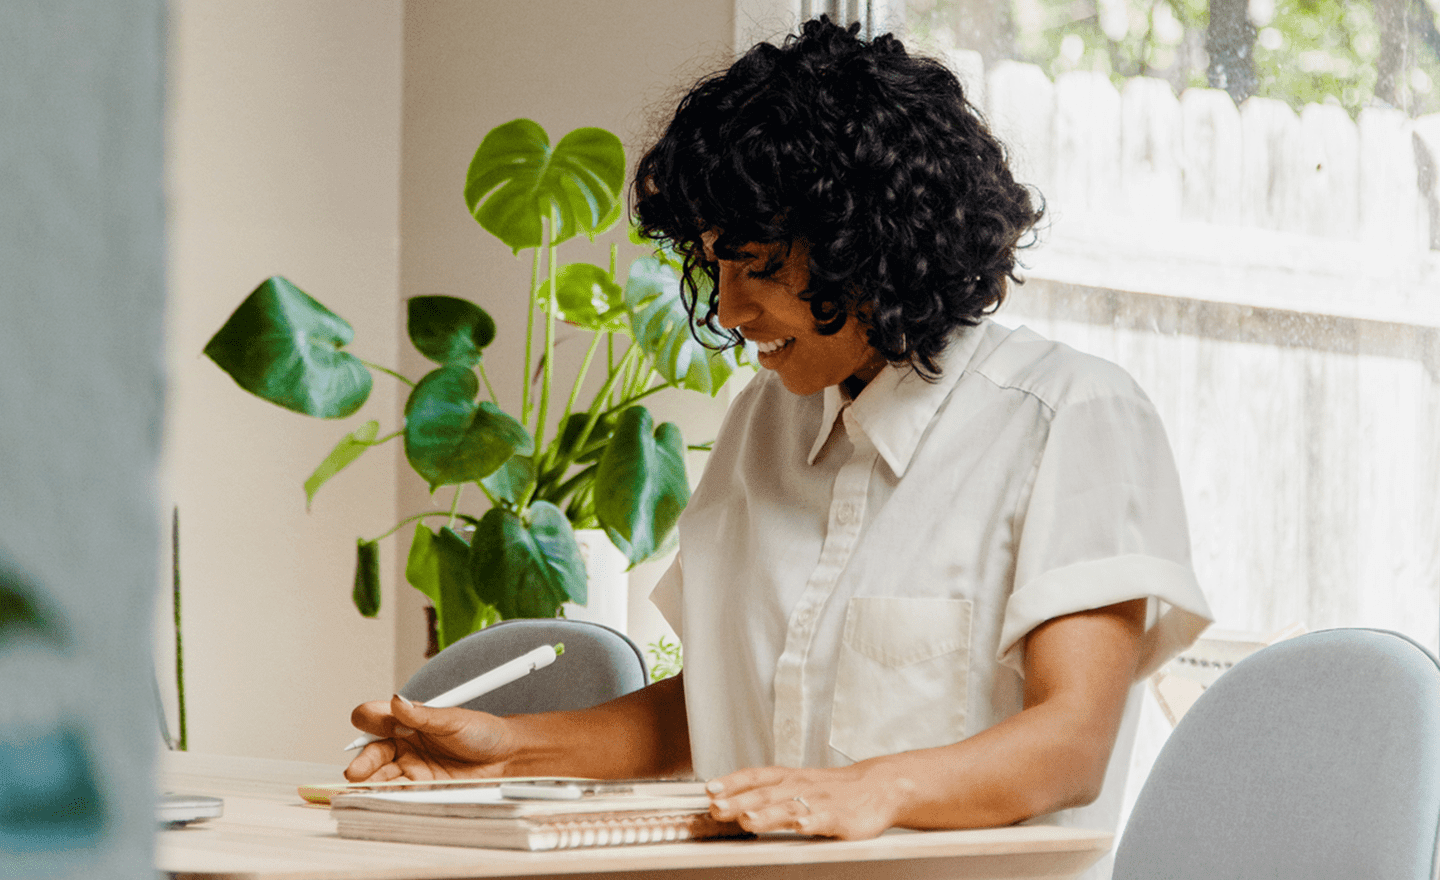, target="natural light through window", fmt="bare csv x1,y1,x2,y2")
878,0,1440,841
891,0,1440,658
